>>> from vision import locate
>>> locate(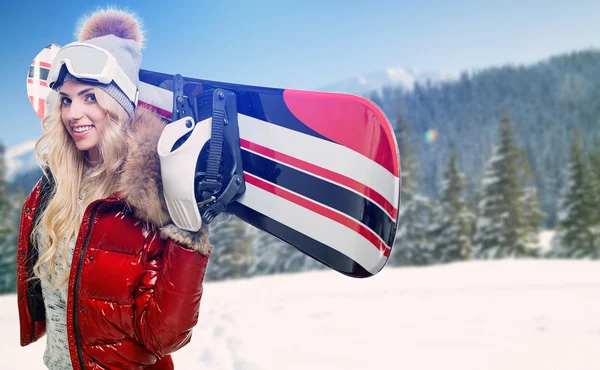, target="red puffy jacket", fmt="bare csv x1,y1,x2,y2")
16,108,211,369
